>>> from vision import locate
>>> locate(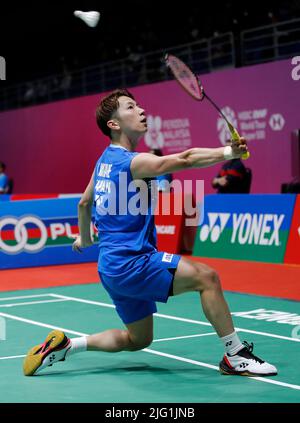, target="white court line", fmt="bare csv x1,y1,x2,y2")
49,293,300,343
0,294,51,302
153,332,216,343
1,310,300,391
0,334,215,359
0,355,25,360
0,312,86,337
143,349,300,391
0,299,70,308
